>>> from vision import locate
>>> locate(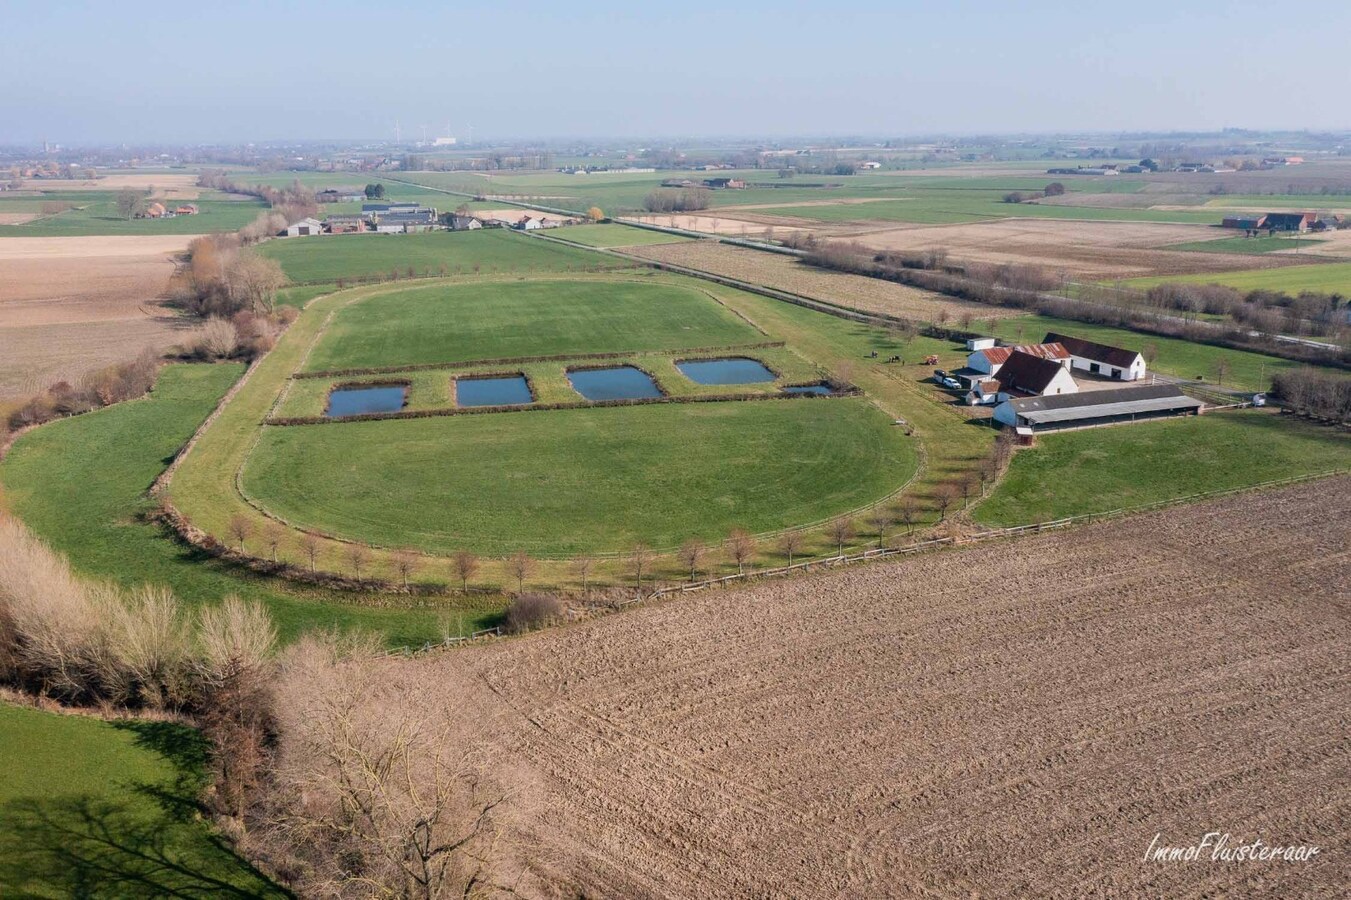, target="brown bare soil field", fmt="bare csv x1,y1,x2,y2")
20,173,200,199
846,219,1310,279
312,478,1349,898
632,212,823,237
0,235,195,397
0,213,38,225
625,241,1019,322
